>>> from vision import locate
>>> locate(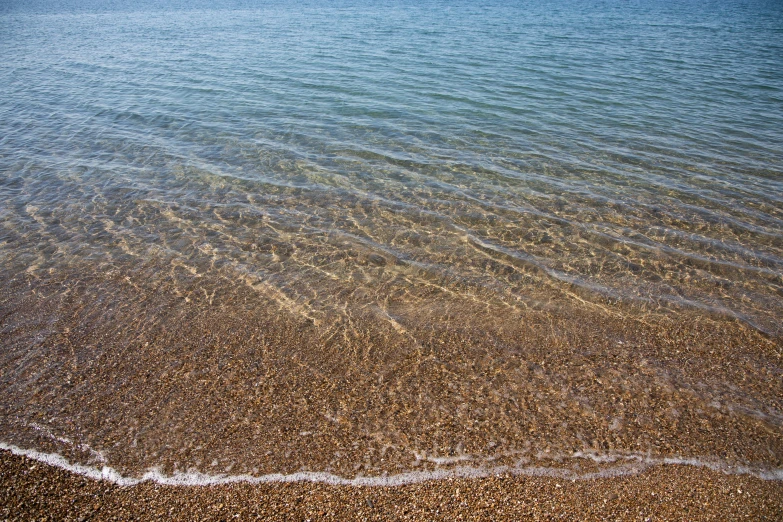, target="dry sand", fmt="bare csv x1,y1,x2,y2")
2,449,782,521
